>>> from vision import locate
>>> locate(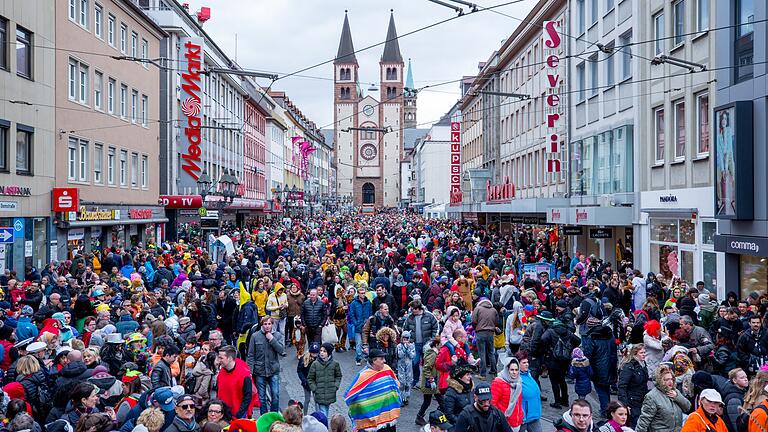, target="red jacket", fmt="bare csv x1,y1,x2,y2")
490,377,524,428
435,344,468,392
217,359,259,418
